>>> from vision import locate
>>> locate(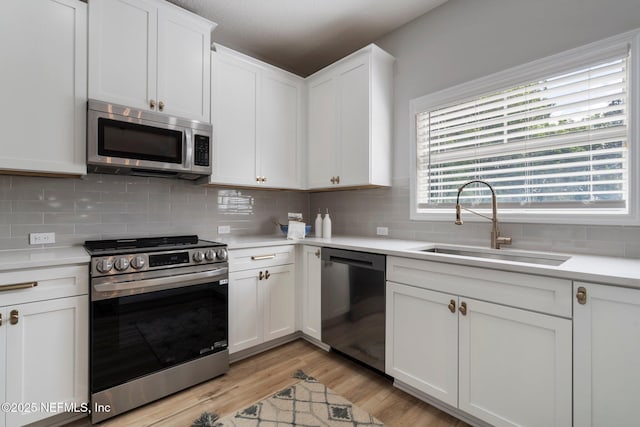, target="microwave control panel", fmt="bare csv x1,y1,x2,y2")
194,134,210,167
